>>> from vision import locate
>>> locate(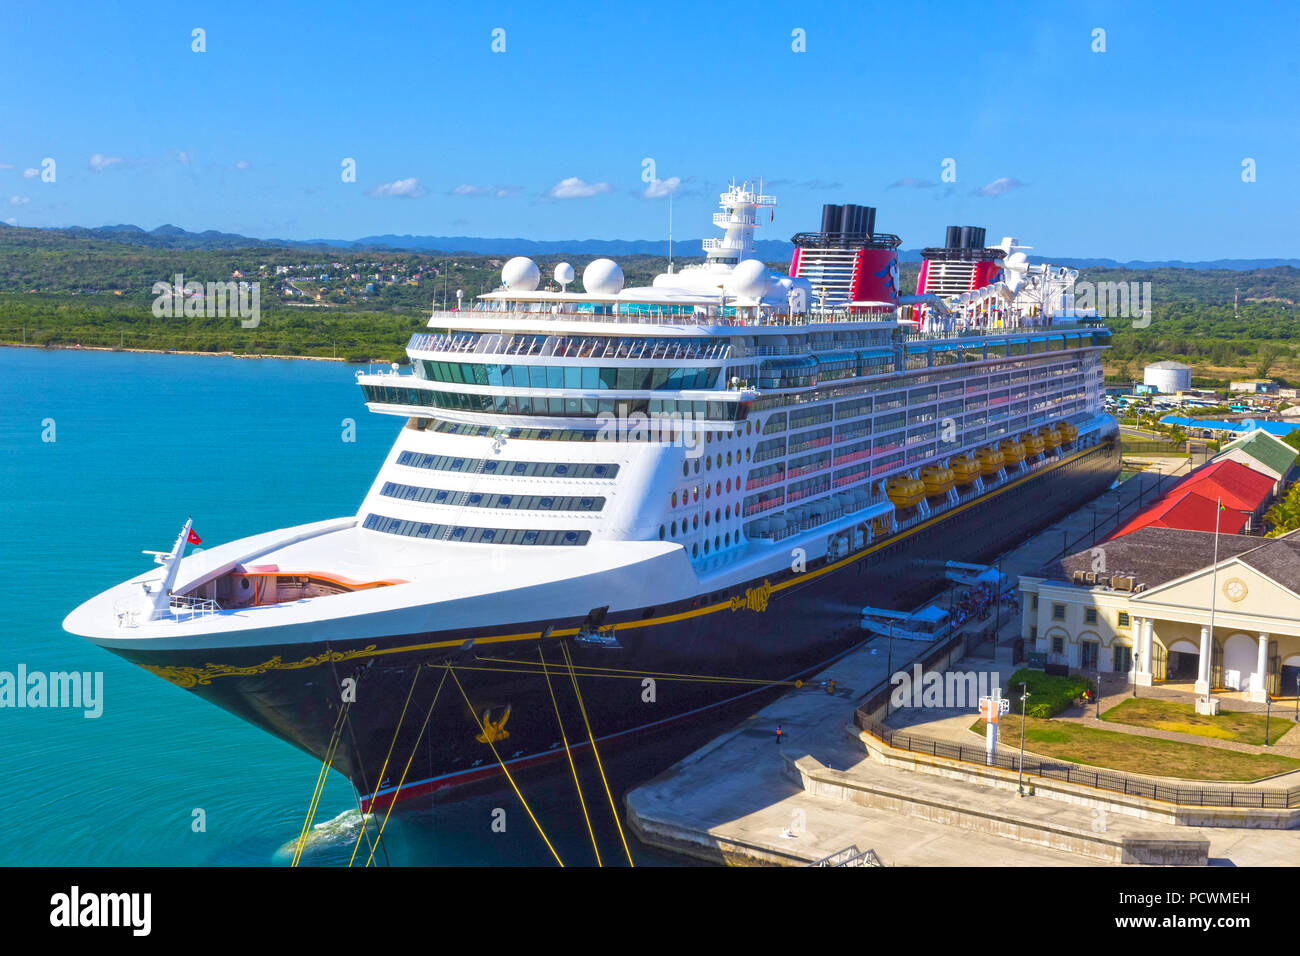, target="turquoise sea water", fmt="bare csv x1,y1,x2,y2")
0,348,693,866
